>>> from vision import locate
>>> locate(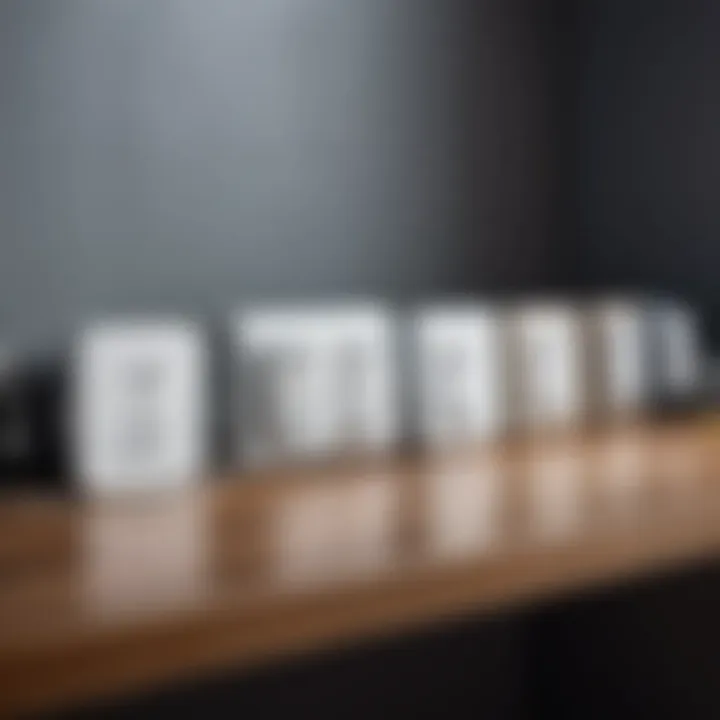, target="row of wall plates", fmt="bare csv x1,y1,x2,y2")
72,299,702,497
